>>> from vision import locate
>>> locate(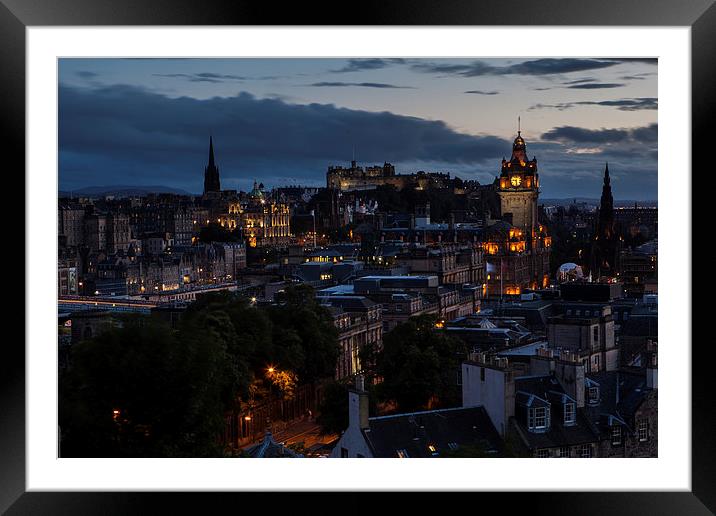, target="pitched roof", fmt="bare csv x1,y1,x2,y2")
363,406,503,458
585,369,654,432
